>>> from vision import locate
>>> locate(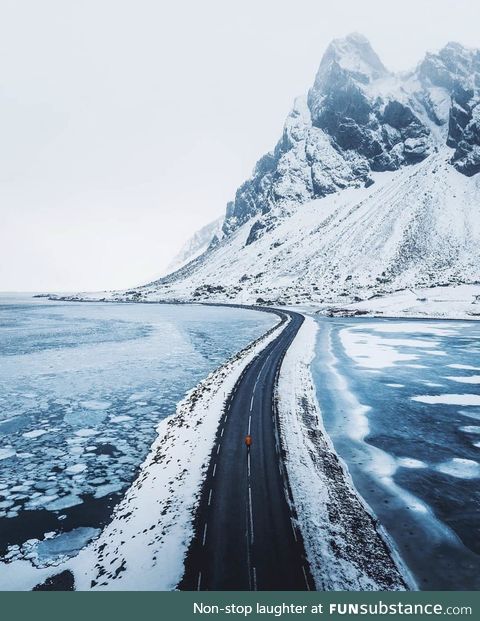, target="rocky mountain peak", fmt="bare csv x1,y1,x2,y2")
139,37,480,306
199,35,480,247
419,41,476,90
314,32,389,88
